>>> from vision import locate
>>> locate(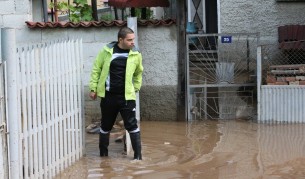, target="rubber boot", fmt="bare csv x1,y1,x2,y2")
130,132,142,160
99,133,110,157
